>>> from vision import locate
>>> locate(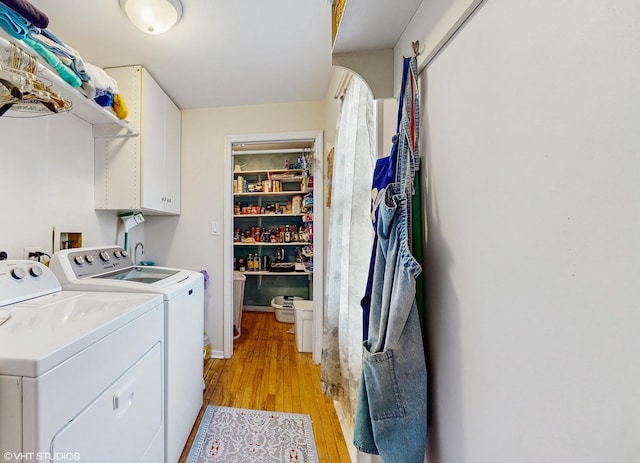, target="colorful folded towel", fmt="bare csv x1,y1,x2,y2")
22,35,81,87
28,29,89,81
0,2,30,38
0,0,47,28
